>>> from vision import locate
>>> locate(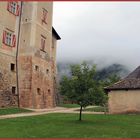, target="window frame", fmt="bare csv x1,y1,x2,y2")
35,65,39,71
7,1,20,16
42,8,48,24
10,63,15,71
3,30,16,47
40,35,46,52
12,86,16,94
